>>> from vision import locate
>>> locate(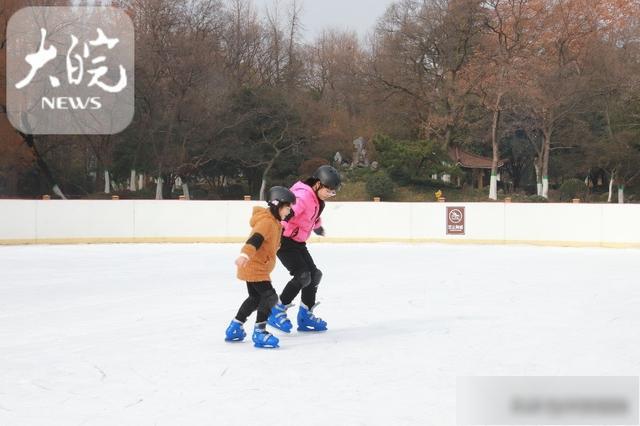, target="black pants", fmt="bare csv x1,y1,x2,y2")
277,237,321,308
235,281,278,323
